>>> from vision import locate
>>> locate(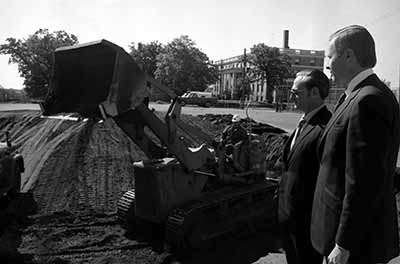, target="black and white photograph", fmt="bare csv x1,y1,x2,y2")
0,0,399,263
